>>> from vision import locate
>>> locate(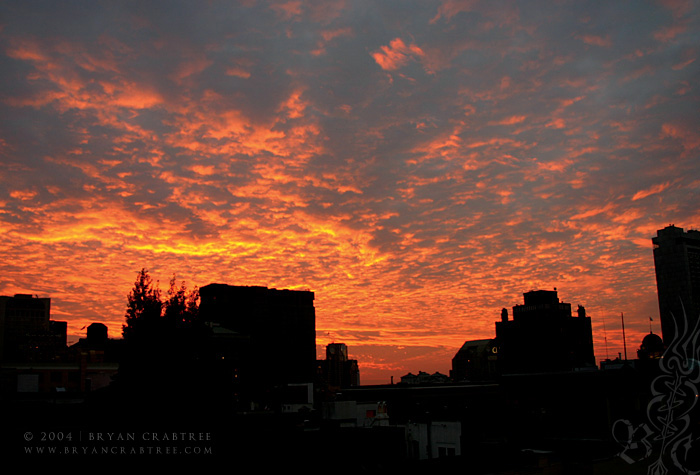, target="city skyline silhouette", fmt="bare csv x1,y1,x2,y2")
0,271,667,385
2,259,695,473
1,1,698,386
